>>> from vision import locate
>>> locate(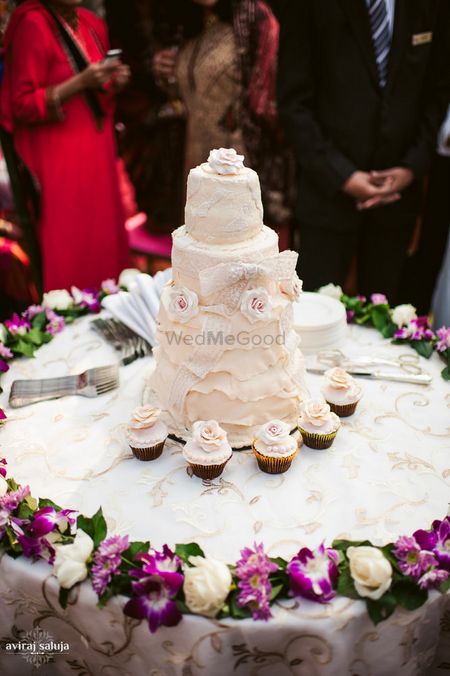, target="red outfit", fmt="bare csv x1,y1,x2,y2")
1,1,129,291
